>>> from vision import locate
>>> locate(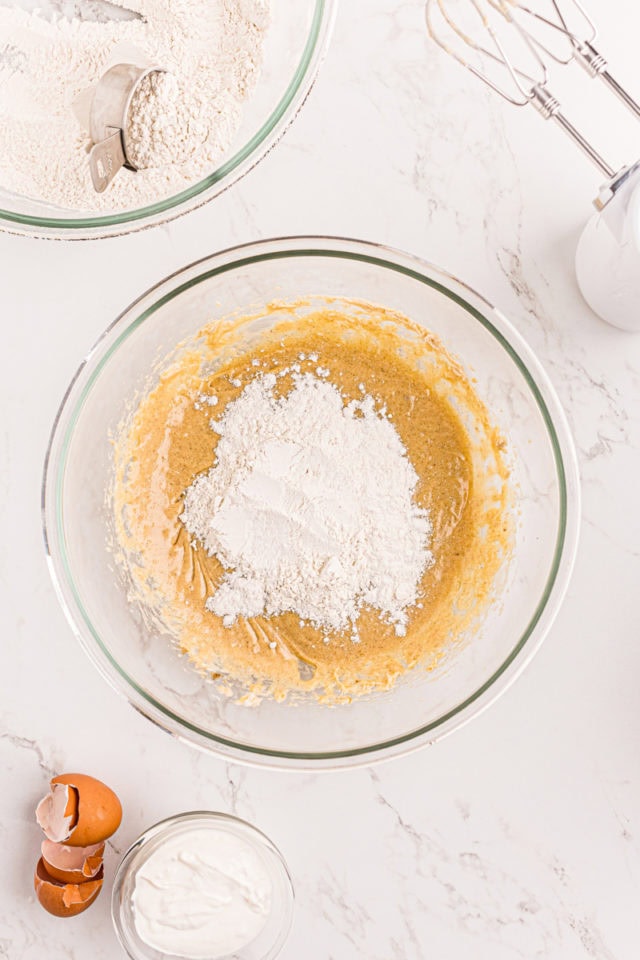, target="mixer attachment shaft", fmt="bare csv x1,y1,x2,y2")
425,0,639,181
498,0,640,118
